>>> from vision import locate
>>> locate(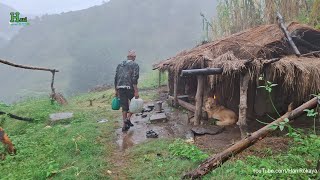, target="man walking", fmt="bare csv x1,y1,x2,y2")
114,50,140,132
